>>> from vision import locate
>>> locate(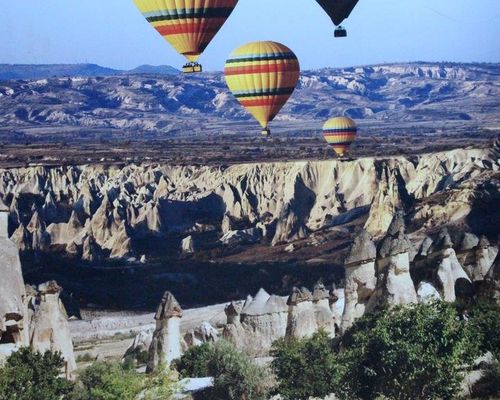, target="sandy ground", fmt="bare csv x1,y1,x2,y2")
71,302,230,362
